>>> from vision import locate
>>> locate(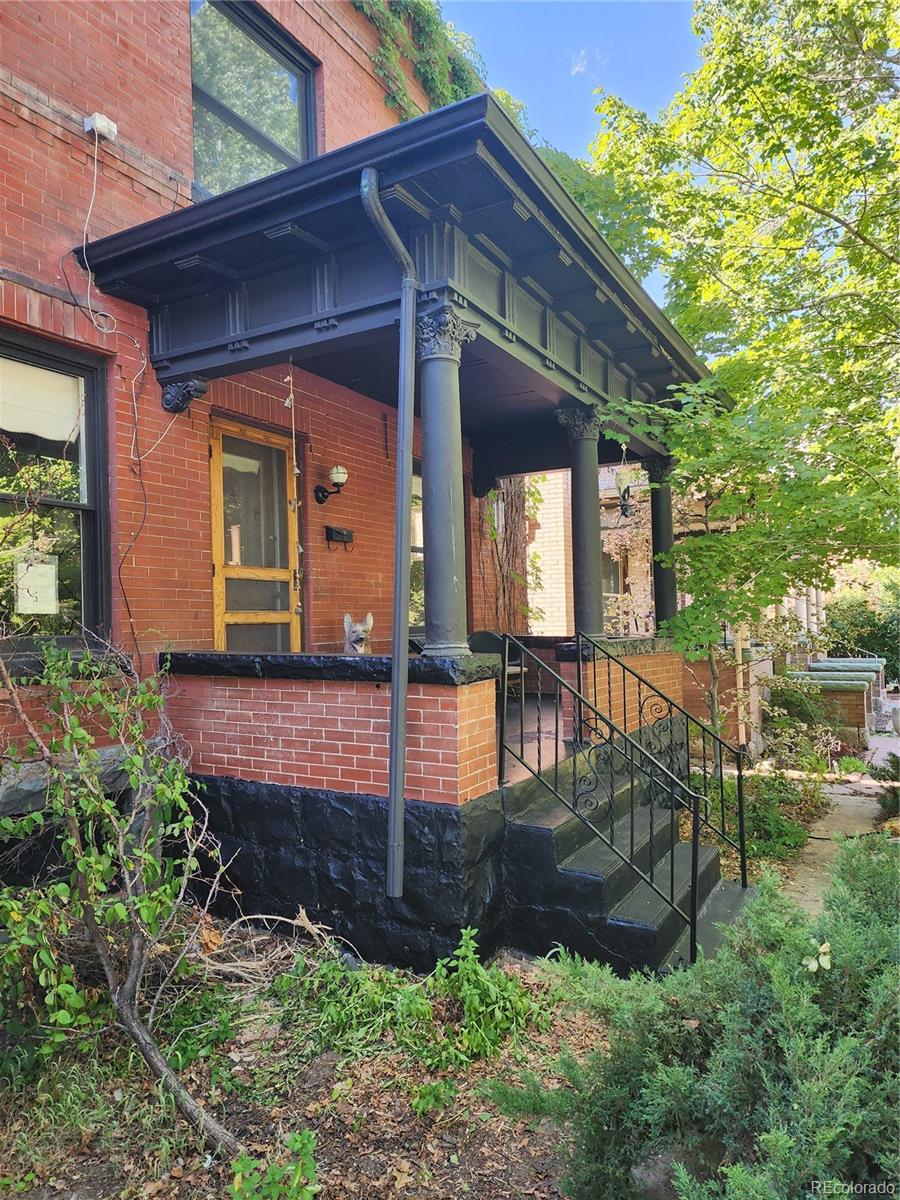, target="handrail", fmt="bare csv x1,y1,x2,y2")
500,634,705,959
827,643,880,661
575,631,748,889
576,632,743,756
